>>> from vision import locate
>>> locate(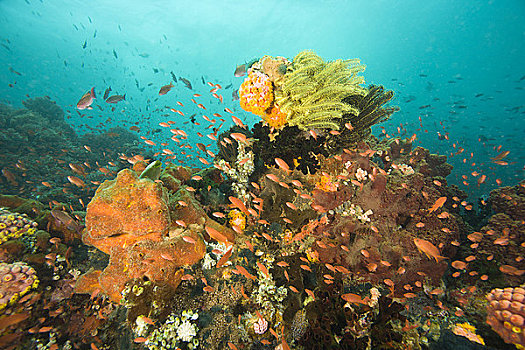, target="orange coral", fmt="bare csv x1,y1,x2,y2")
486,287,525,348
262,105,287,130
315,174,338,192
239,71,274,116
